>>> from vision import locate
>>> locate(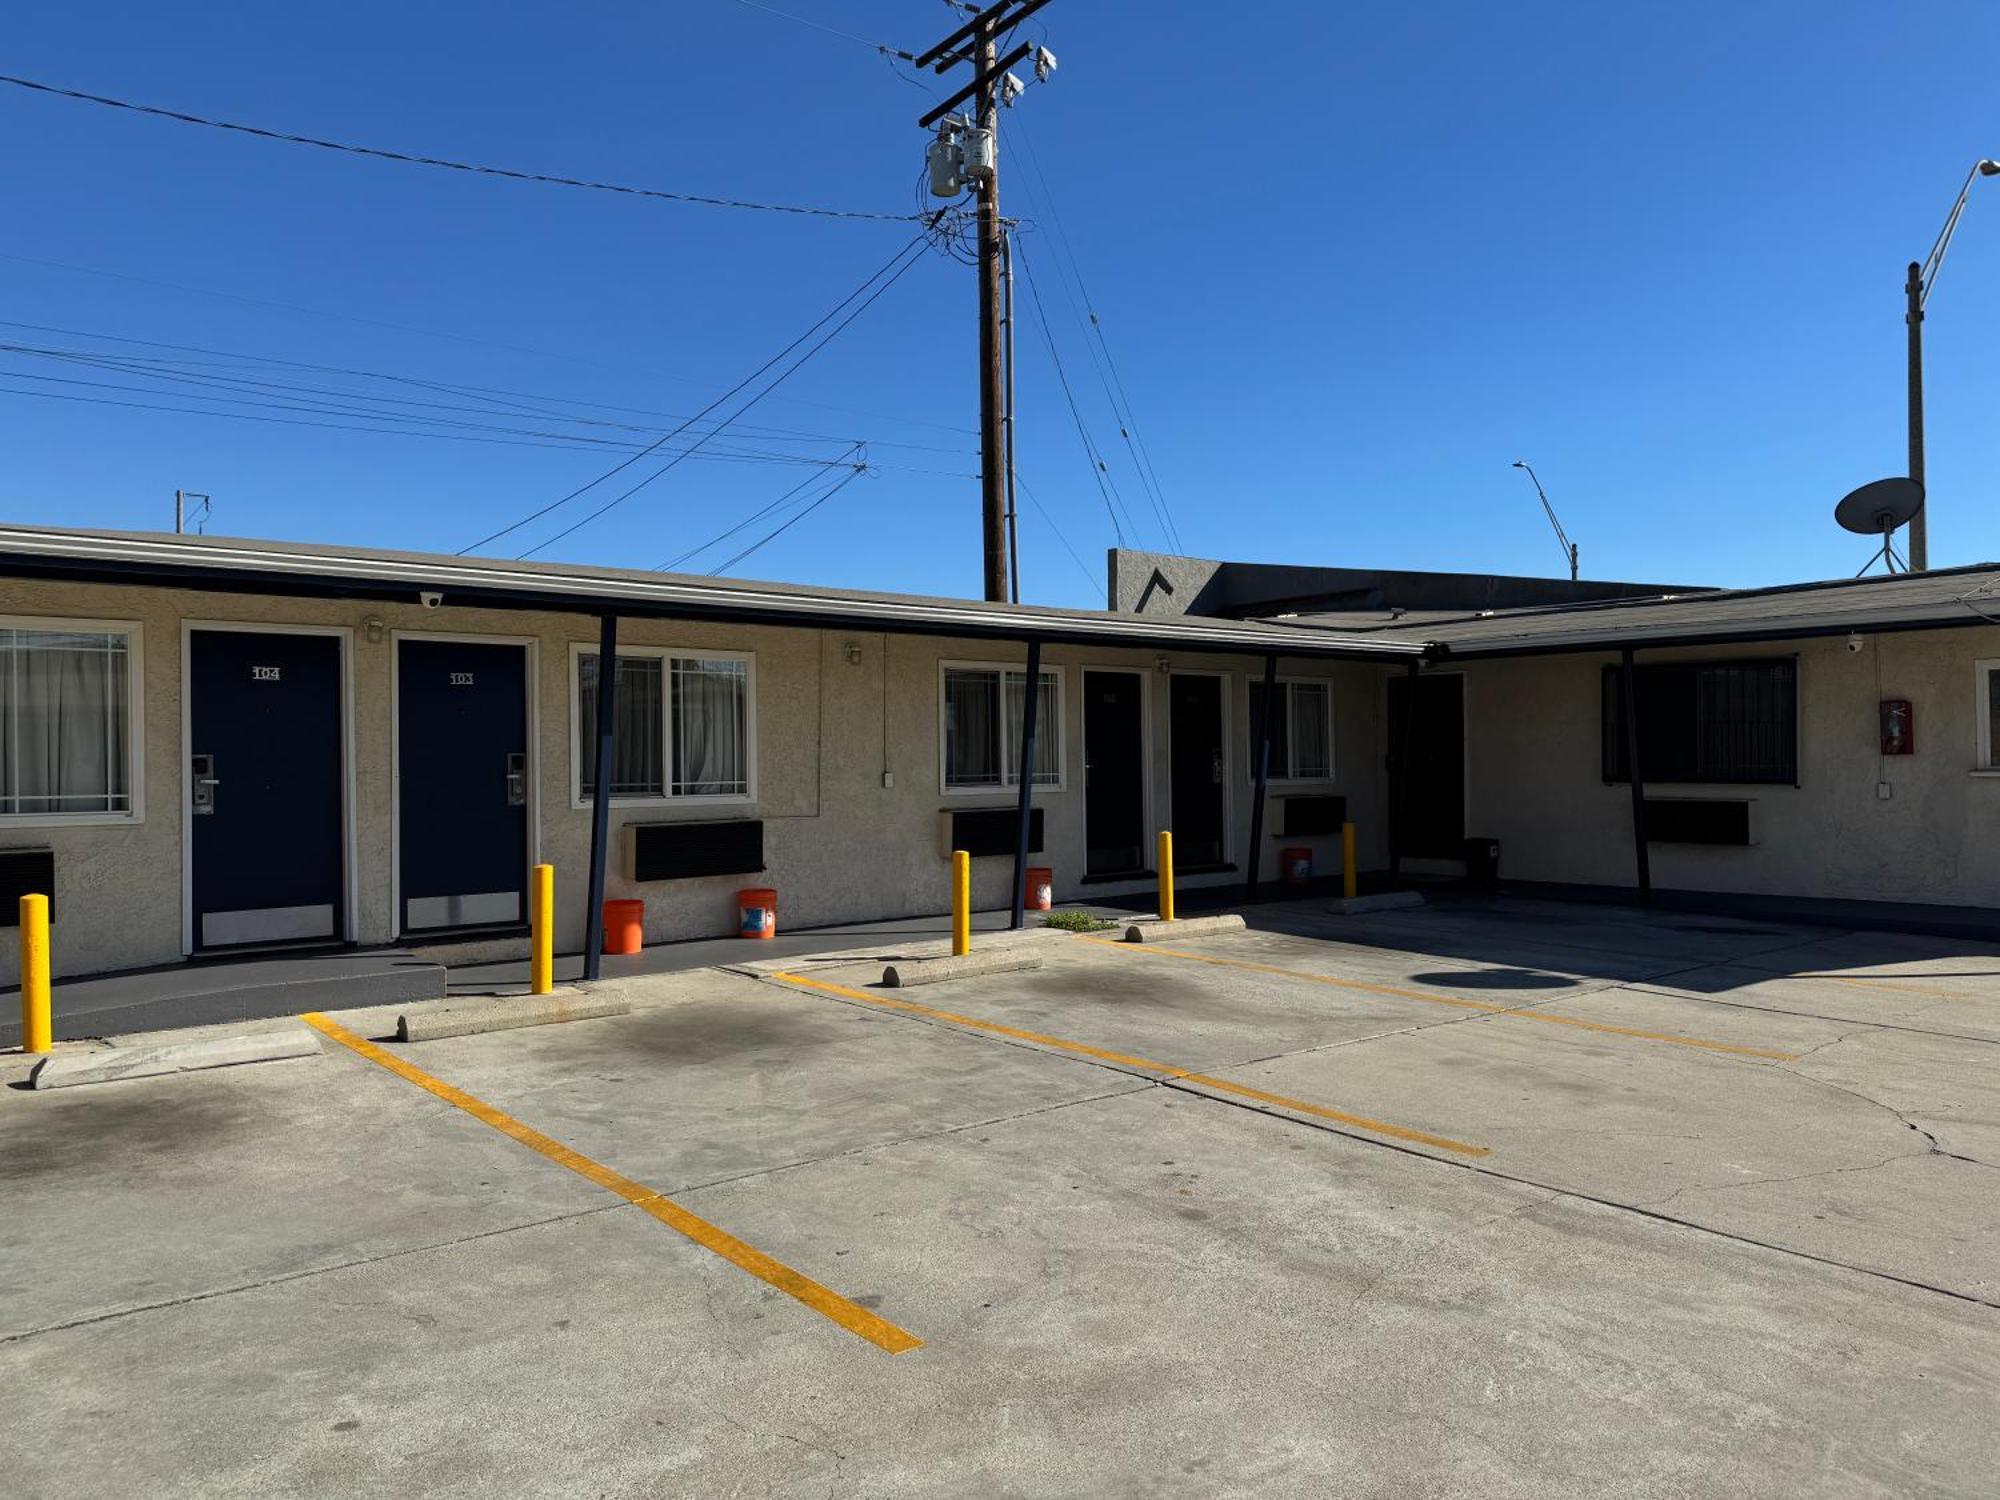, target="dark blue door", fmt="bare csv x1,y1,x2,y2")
189,629,346,950
398,639,529,933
